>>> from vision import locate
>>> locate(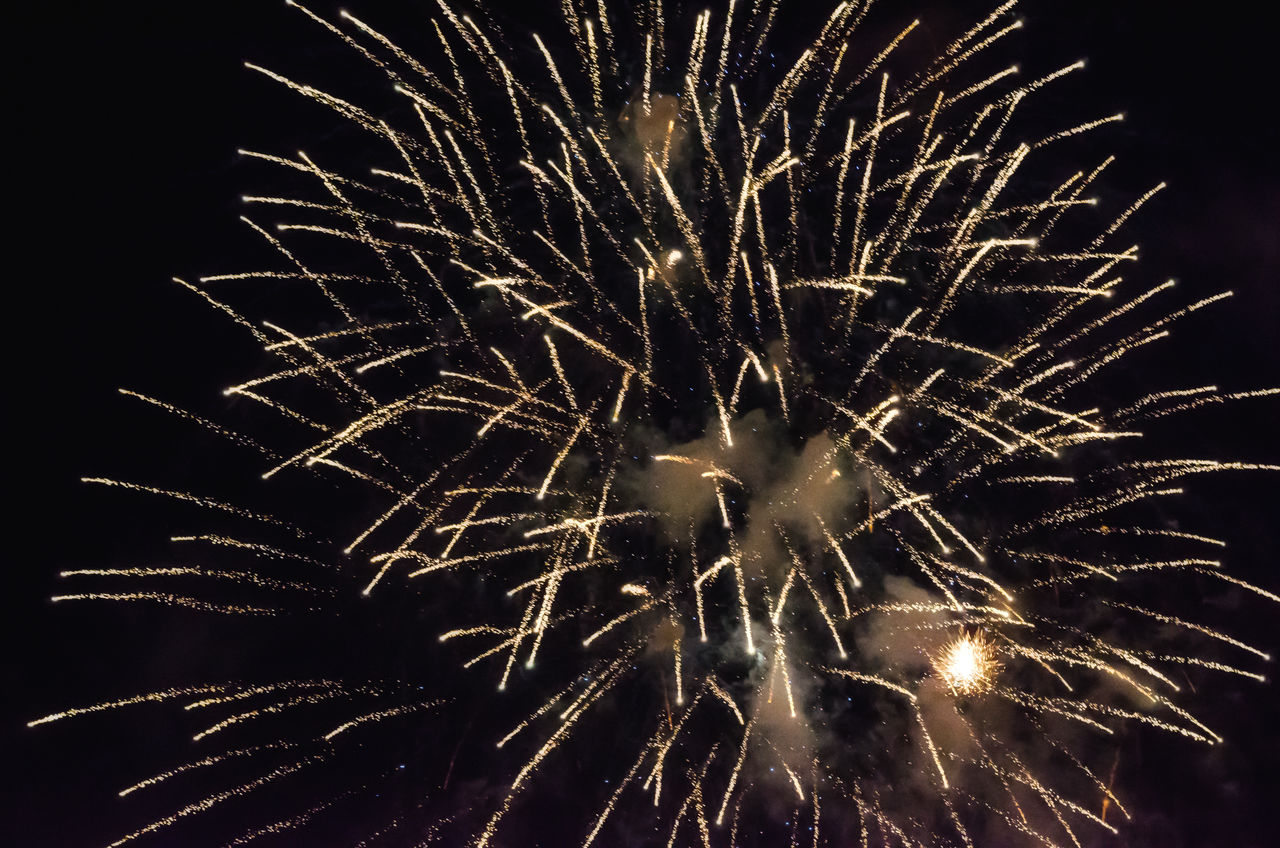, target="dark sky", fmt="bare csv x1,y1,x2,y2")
8,1,1278,846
